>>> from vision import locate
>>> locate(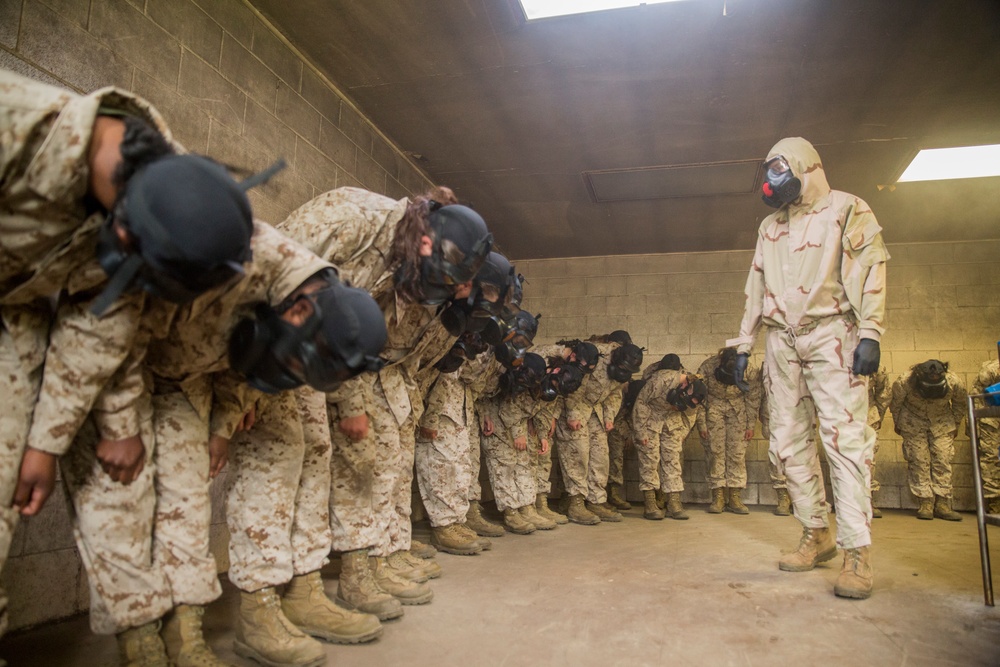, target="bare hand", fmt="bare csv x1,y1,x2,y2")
568,419,582,431
419,426,438,440
699,430,709,439
237,406,256,432
514,436,528,451
339,414,369,442
482,416,495,436
539,438,550,455
641,438,650,447
208,435,229,478
96,435,146,484
744,429,754,441
548,418,556,438
13,448,58,516
605,420,614,433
